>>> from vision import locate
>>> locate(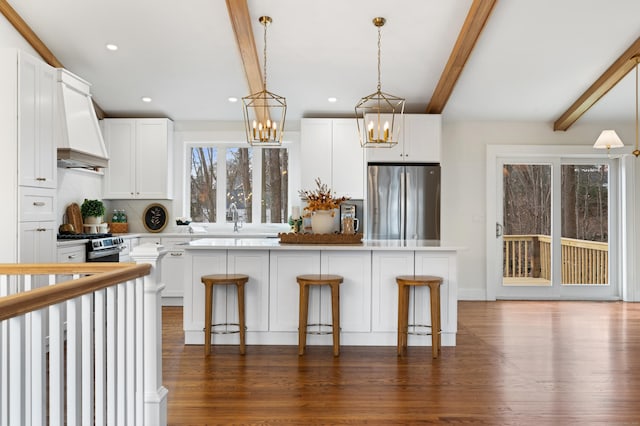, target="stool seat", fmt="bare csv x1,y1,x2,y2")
296,274,343,356
396,275,443,359
201,274,250,355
